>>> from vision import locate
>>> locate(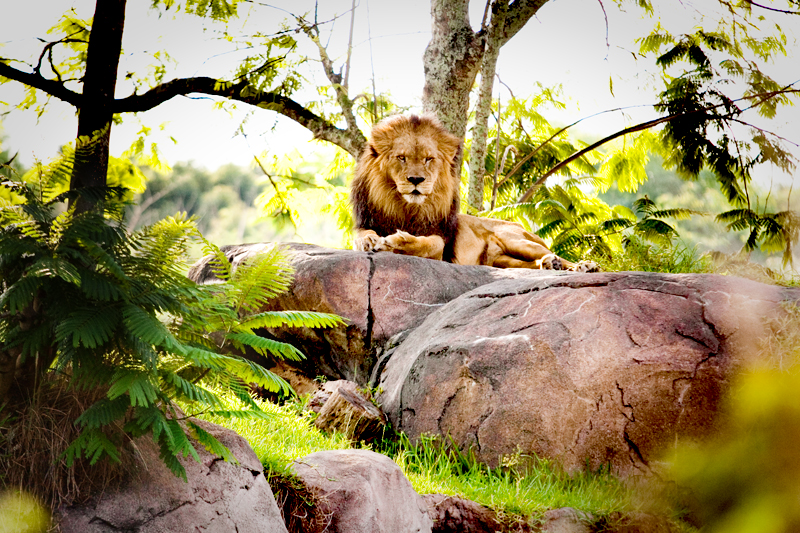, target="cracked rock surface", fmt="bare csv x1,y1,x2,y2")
57,419,288,533
377,272,800,476
189,244,556,385
291,449,433,533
